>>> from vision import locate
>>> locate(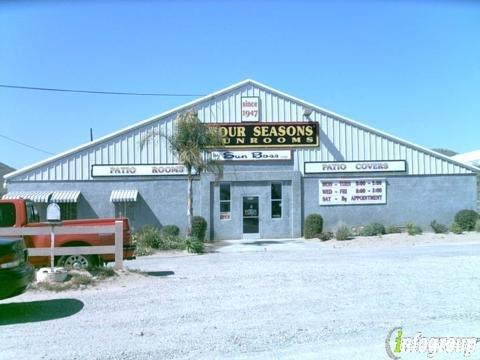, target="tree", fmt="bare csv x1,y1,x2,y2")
167,111,223,236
